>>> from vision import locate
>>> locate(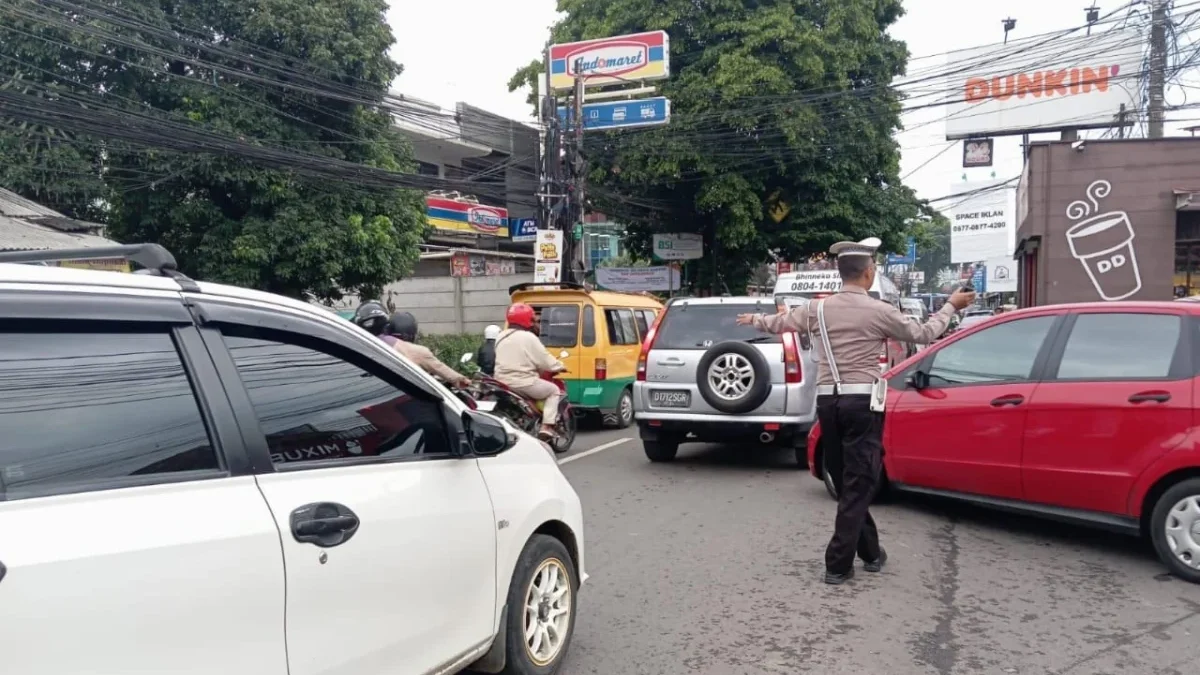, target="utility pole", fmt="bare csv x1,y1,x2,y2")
570,62,586,283
539,47,558,235
1149,0,1168,138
